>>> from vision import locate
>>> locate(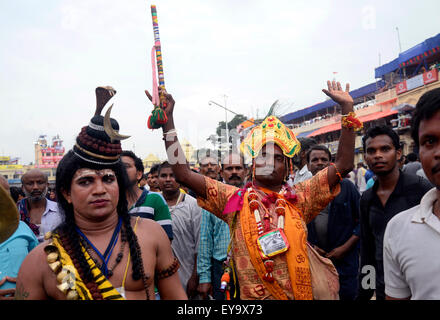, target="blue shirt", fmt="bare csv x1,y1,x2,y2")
197,209,230,283
0,221,38,290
